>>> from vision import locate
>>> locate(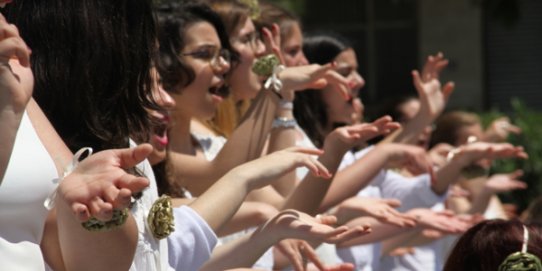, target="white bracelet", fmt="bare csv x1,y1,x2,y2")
264,64,286,93
278,100,293,110
272,117,297,129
